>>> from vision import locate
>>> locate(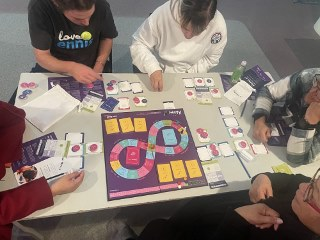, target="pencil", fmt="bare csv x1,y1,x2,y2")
235,151,251,178
240,99,247,118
